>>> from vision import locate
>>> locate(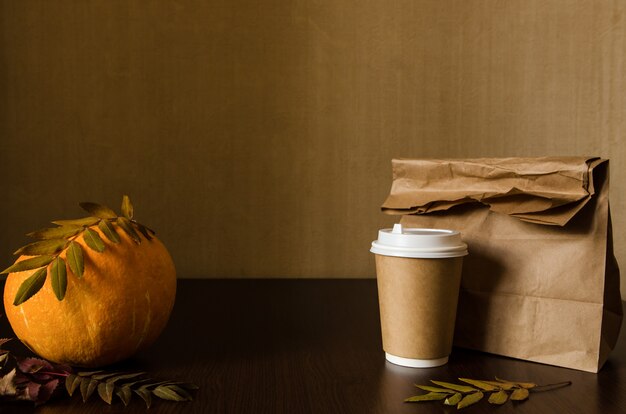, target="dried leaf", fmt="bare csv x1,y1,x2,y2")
134,388,152,408
430,381,477,393
488,390,509,405
1,255,55,274
80,378,98,402
14,239,68,256
415,384,455,394
77,370,105,376
531,381,573,392
52,217,99,227
91,372,122,381
405,392,448,402
66,241,84,278
35,379,58,406
496,377,536,389
97,381,115,404
121,195,133,220
168,382,200,391
106,372,146,384
136,223,153,240
79,202,117,219
65,374,81,396
17,357,53,374
404,377,569,409
153,384,193,401
117,217,141,244
118,378,153,389
50,257,67,301
459,378,498,391
510,387,530,401
444,392,462,406
0,368,18,396
13,267,48,306
27,226,82,240
83,229,105,253
0,338,13,347
26,381,41,401
116,386,132,406
481,380,516,390
457,391,484,409
98,220,120,244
